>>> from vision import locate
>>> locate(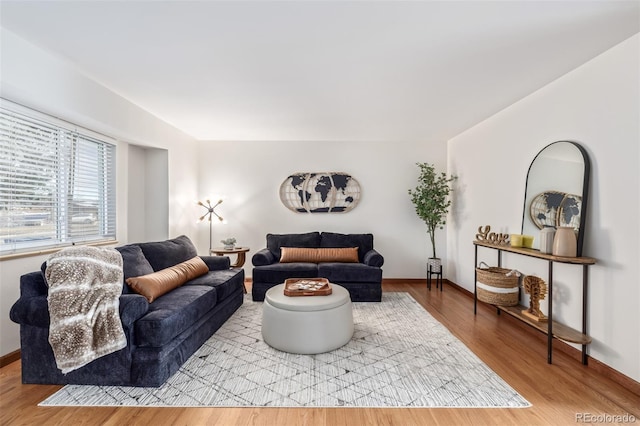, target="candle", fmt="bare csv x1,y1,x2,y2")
510,234,524,247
